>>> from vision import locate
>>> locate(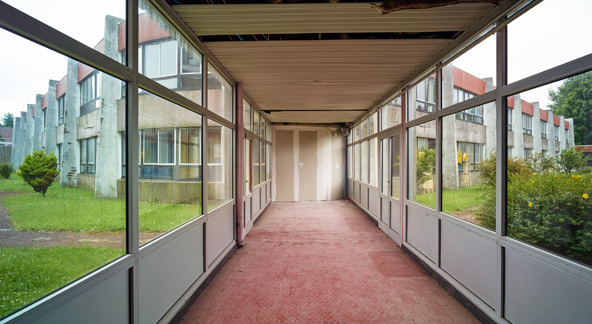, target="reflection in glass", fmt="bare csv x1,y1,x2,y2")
207,64,233,123
381,139,389,195
207,119,233,211
381,97,402,130
243,99,252,131
361,141,369,183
